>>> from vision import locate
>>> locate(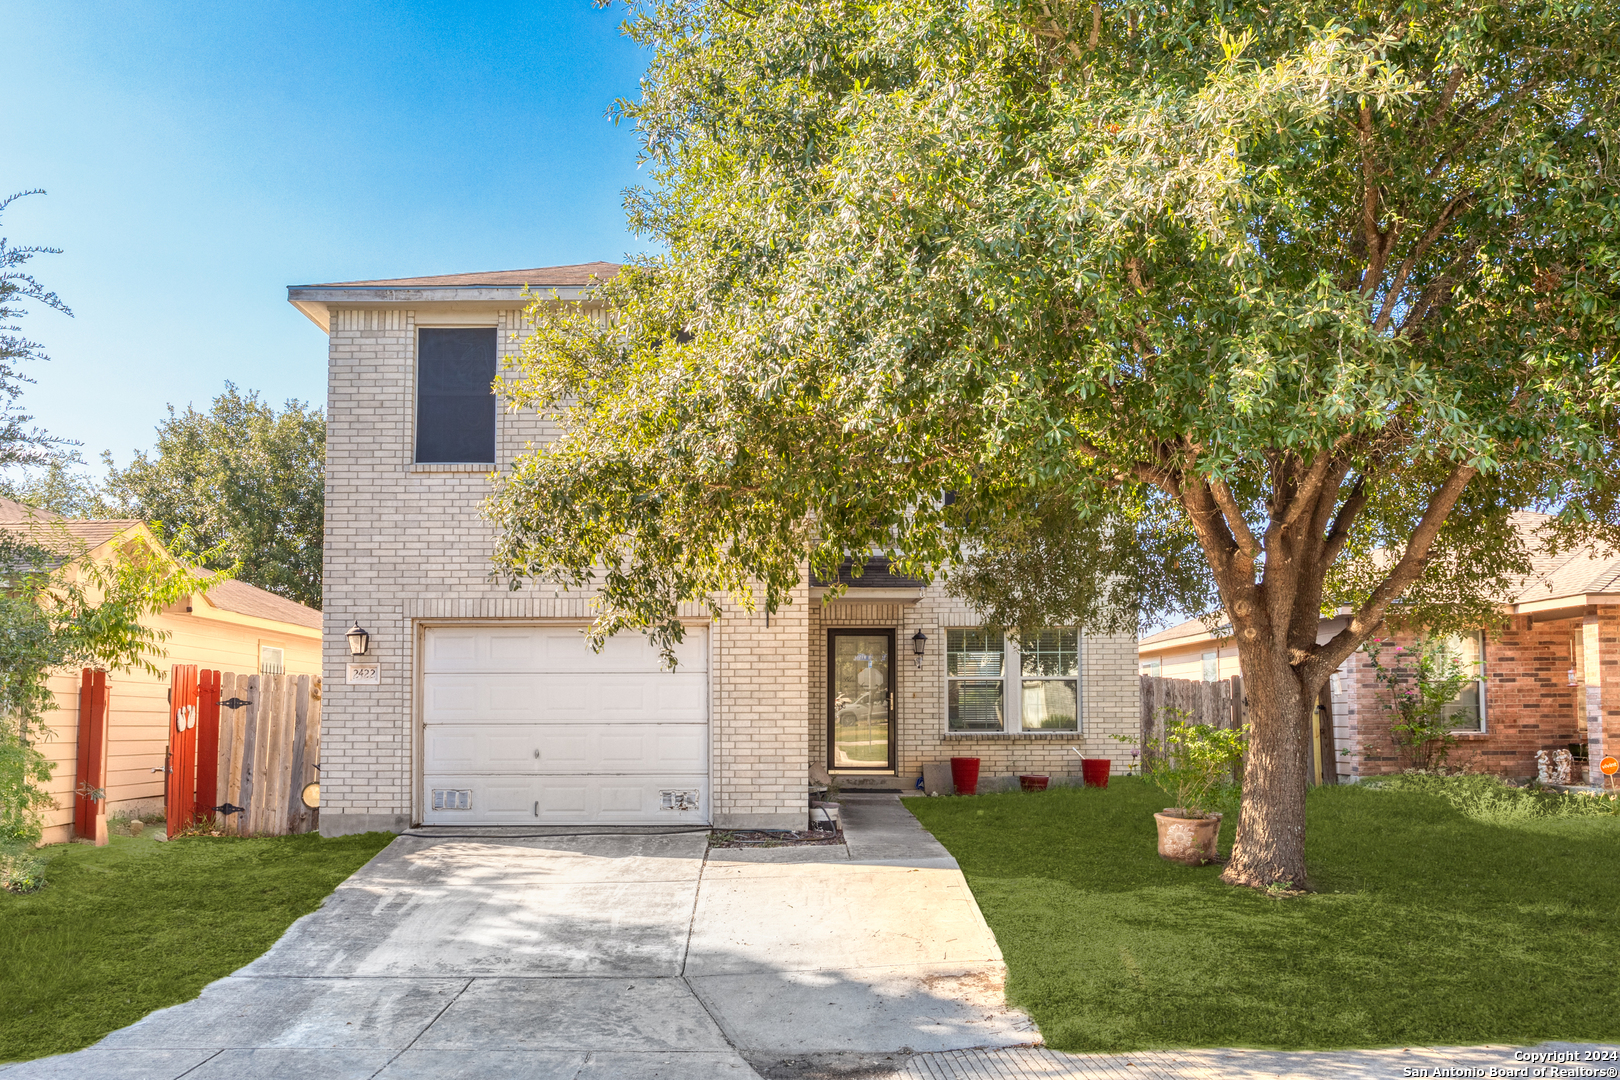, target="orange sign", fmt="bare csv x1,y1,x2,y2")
1601,756,1619,777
